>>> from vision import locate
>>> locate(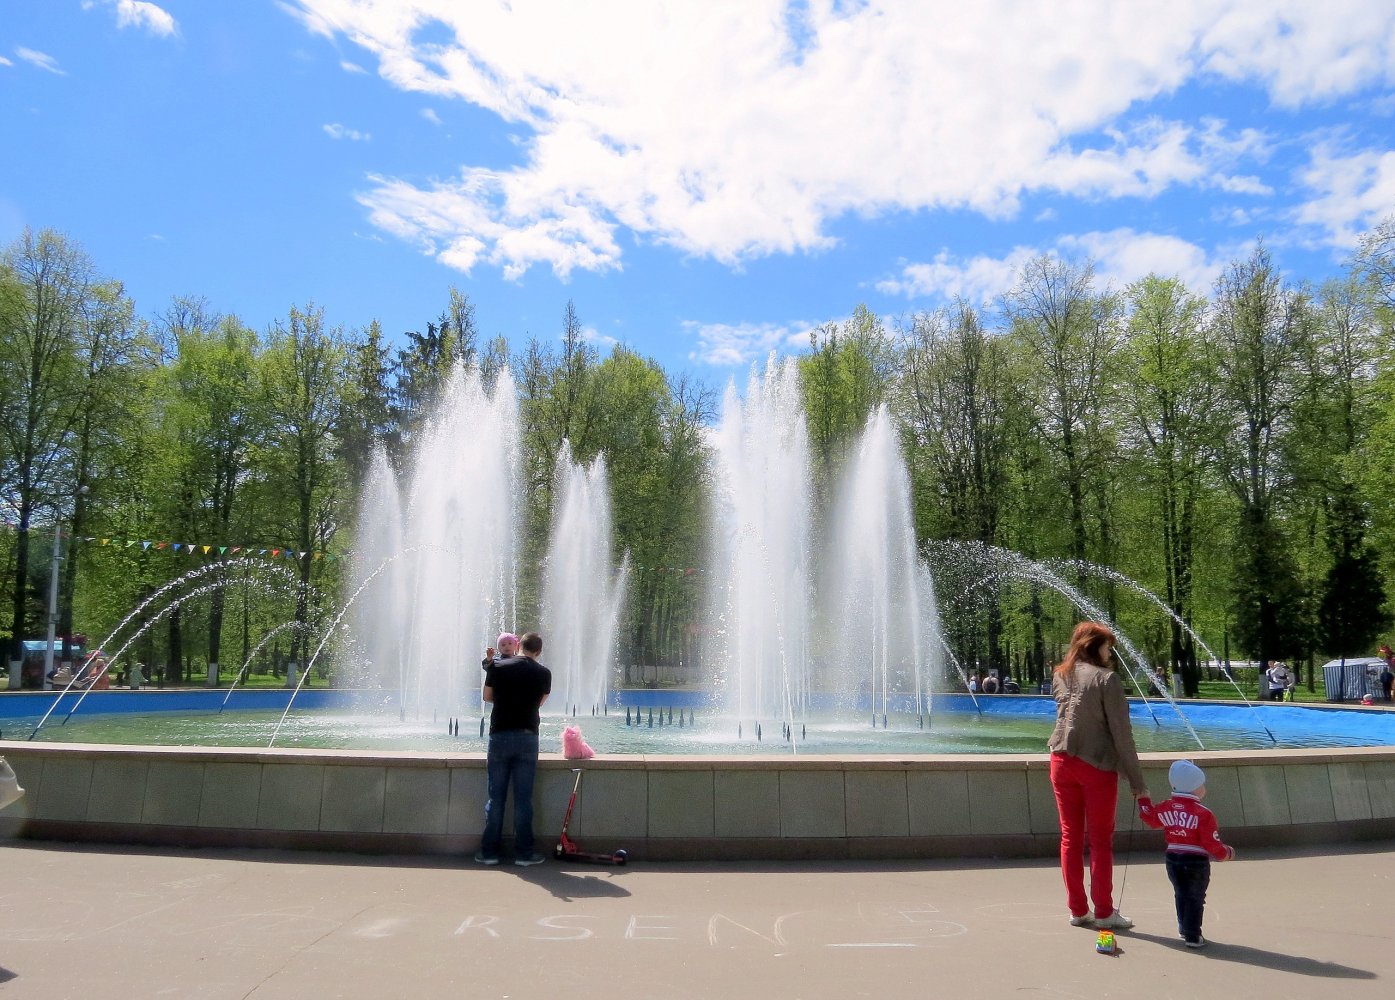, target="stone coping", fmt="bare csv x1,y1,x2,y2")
5,741,1395,860
8,740,1395,768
